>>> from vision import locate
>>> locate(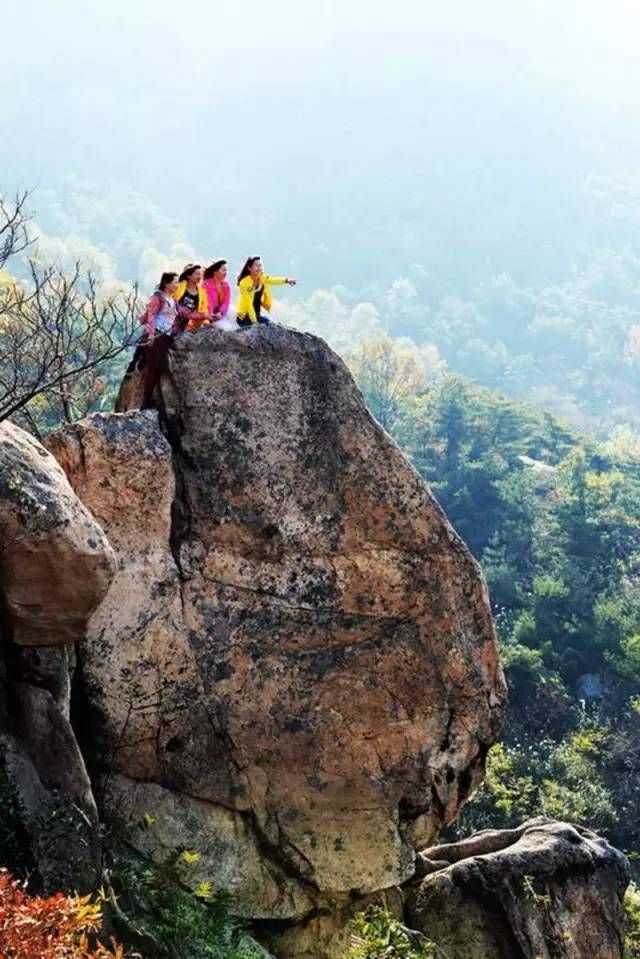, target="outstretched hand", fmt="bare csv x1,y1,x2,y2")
287,279,297,286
